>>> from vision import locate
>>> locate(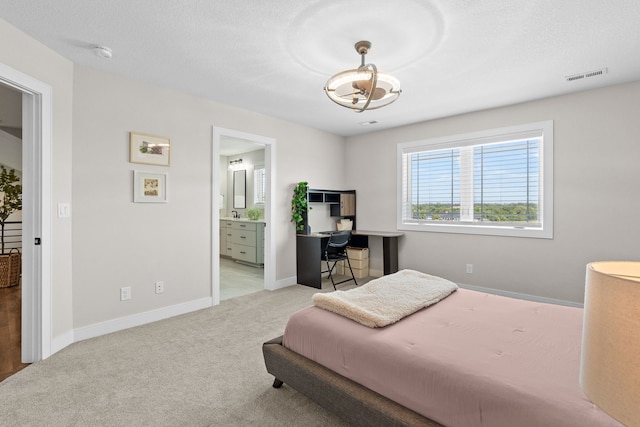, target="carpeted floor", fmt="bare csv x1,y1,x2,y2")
0,281,359,426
